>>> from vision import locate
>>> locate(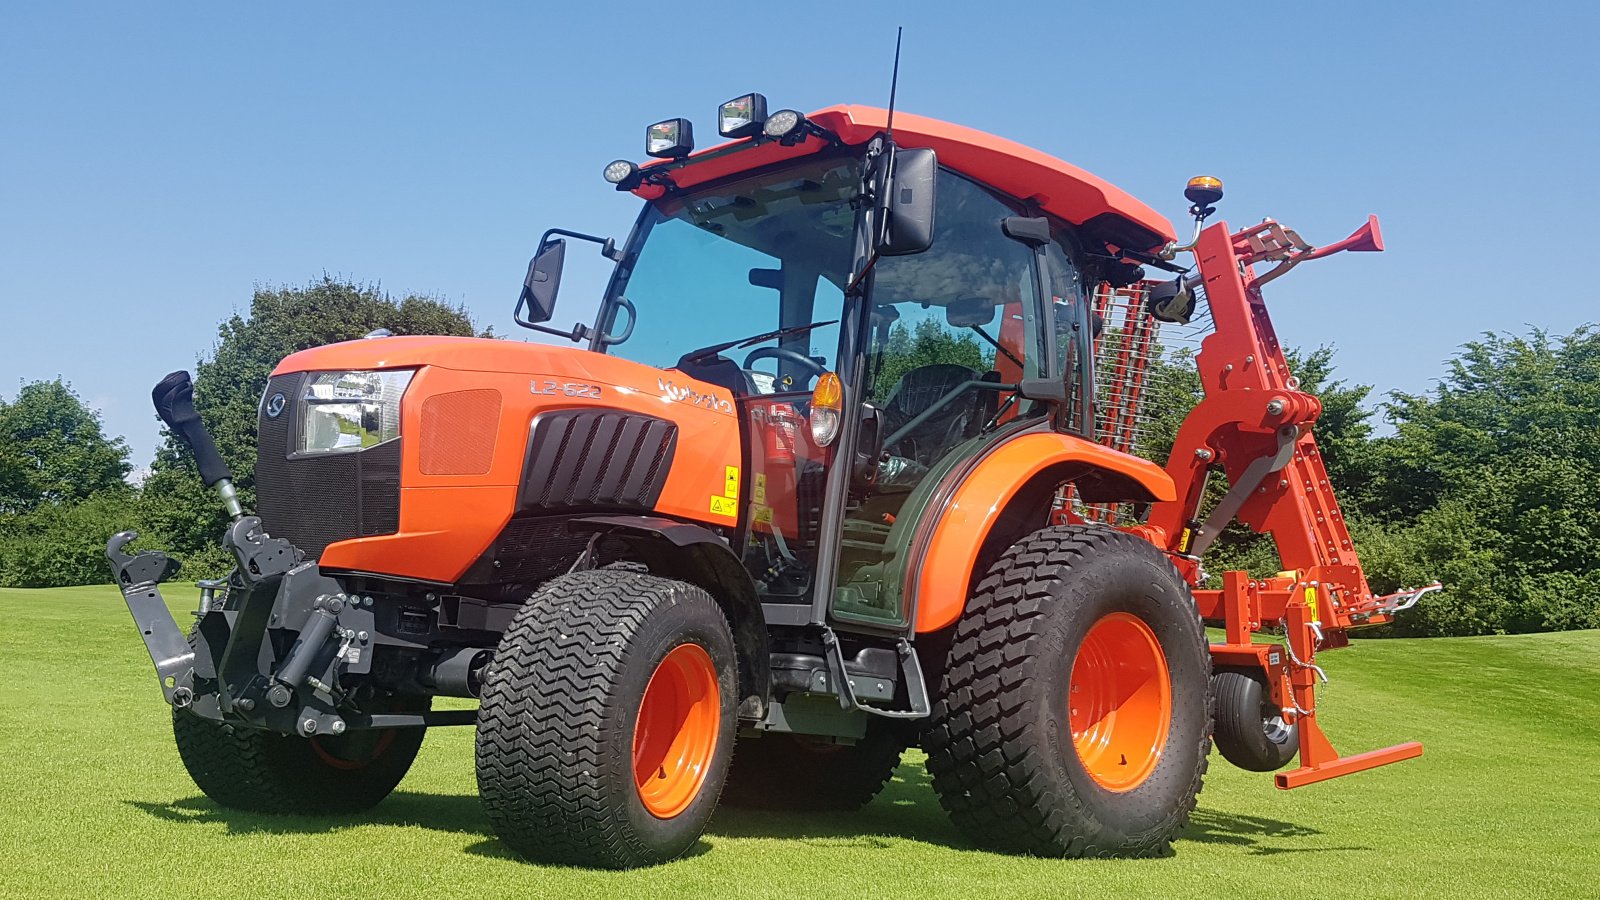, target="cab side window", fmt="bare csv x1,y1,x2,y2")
867,170,1044,468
